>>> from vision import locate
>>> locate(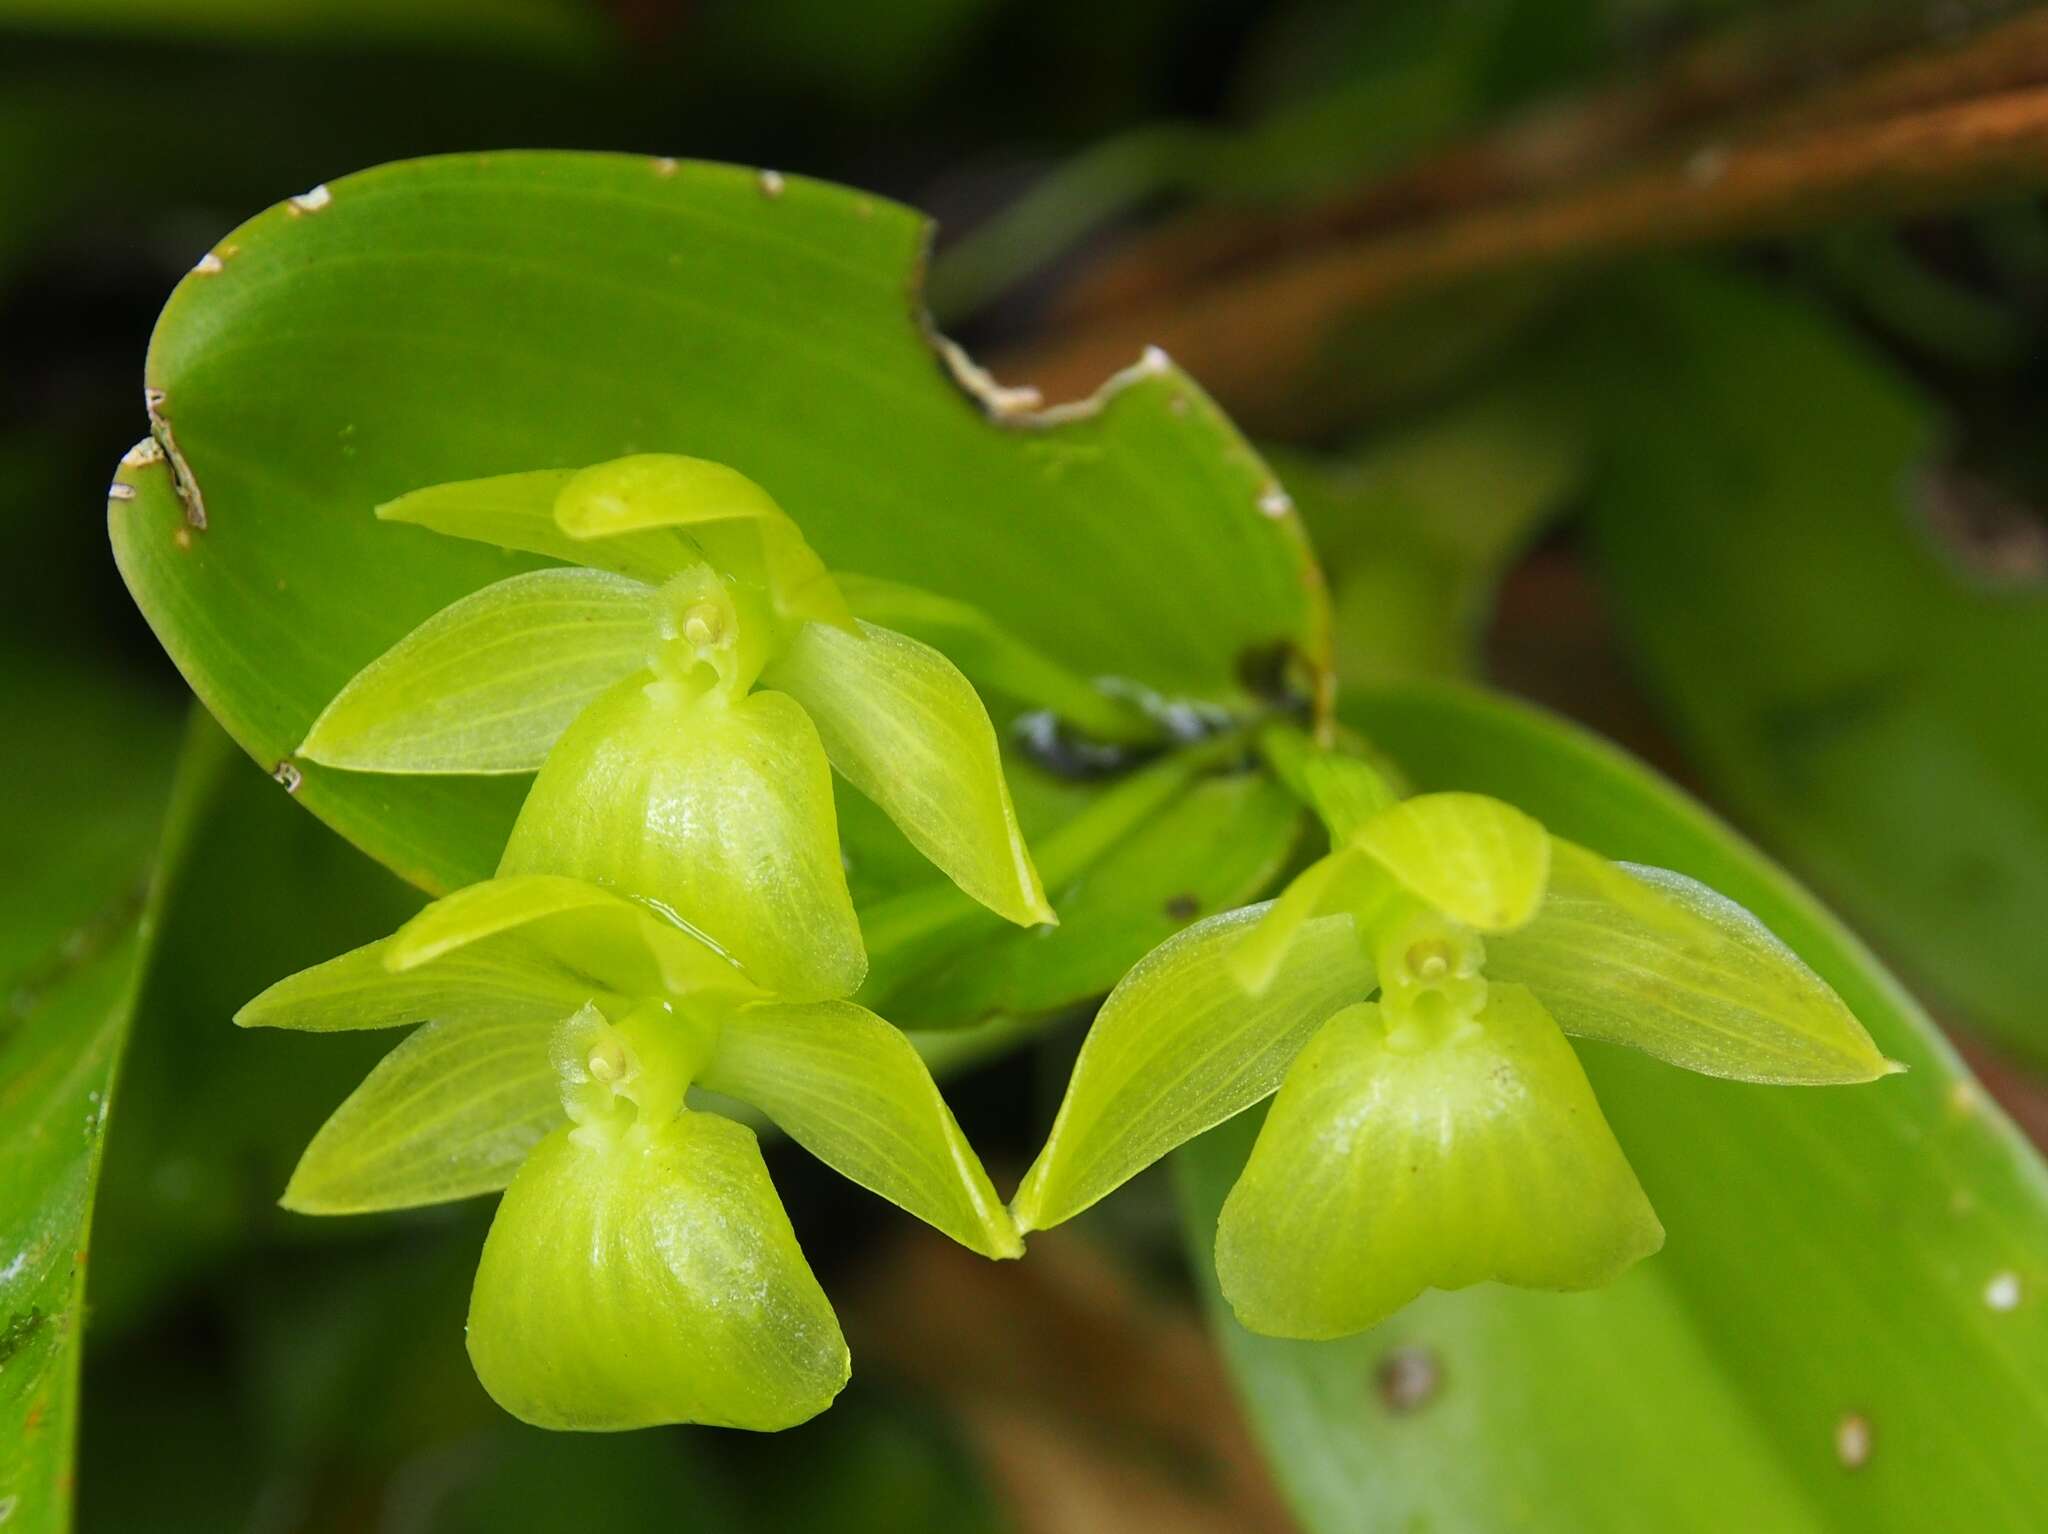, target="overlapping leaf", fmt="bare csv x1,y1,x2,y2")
110,153,1327,946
